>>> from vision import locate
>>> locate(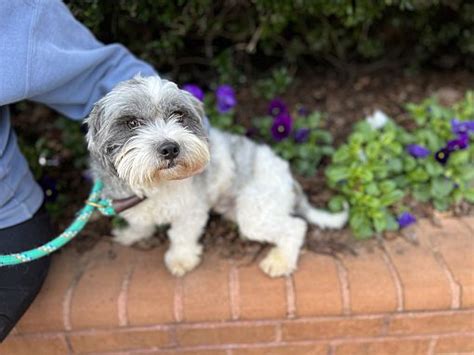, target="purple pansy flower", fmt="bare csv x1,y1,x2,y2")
397,212,416,228
406,144,431,158
271,112,293,141
294,128,311,143
268,98,288,117
216,85,237,113
435,147,451,165
183,84,204,102
446,133,469,151
451,119,474,135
